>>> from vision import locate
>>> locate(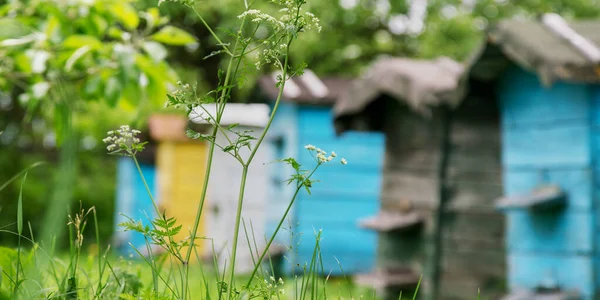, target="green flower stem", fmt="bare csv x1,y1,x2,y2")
226,165,249,300
189,5,233,57
183,10,250,300
224,36,292,297
245,36,292,165
131,155,161,215
244,165,320,289
132,154,184,274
